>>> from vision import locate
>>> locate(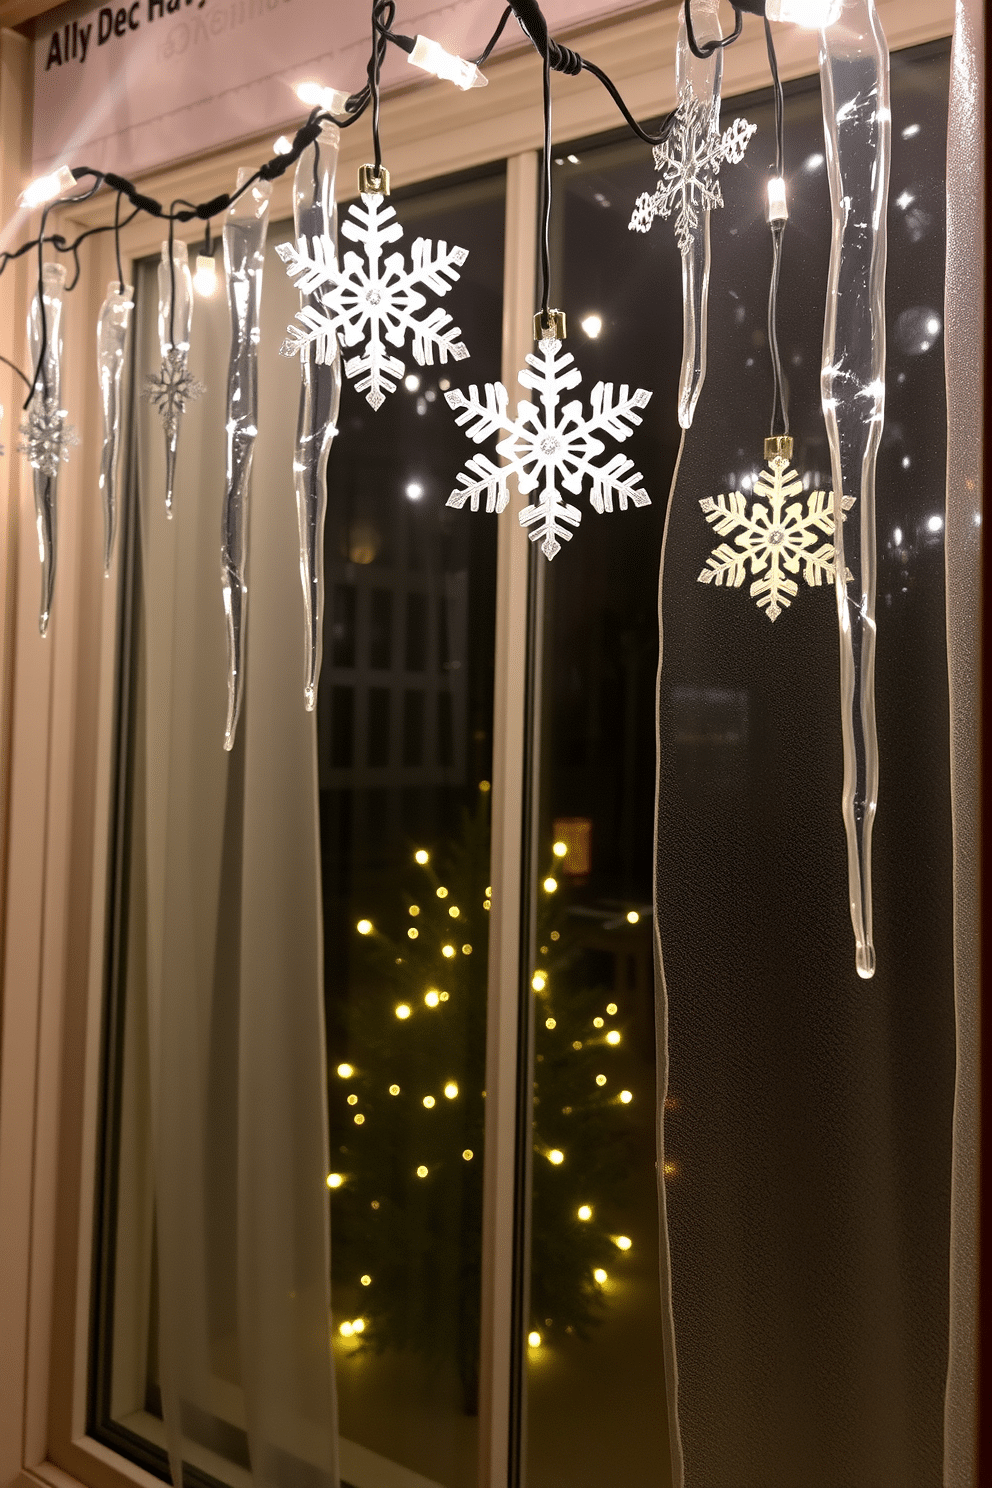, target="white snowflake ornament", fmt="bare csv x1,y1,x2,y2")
142,348,205,438
277,192,470,410
445,336,652,560
629,87,755,253
18,395,80,477
698,453,854,621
